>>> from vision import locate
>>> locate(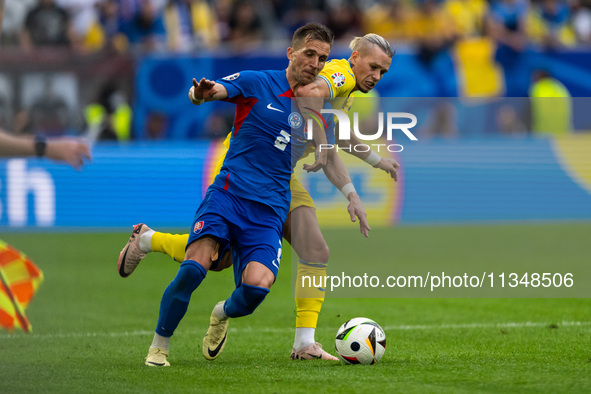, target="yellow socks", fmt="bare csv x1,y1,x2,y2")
150,232,189,262
295,260,327,329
